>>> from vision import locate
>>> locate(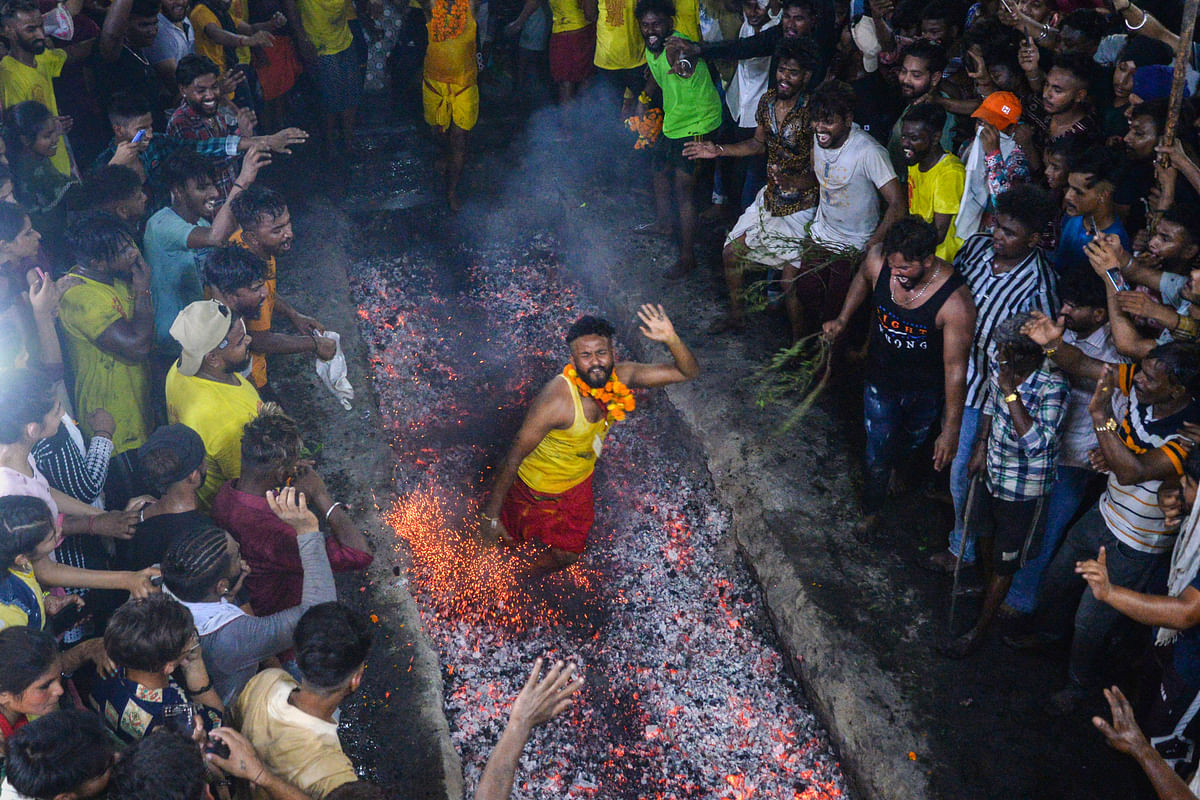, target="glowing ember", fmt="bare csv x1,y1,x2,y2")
350,233,848,799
